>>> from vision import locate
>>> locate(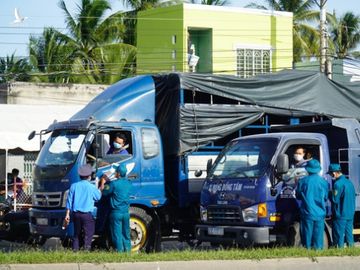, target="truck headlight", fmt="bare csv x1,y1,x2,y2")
242,203,267,223
200,206,207,222
62,189,69,207
242,205,258,223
